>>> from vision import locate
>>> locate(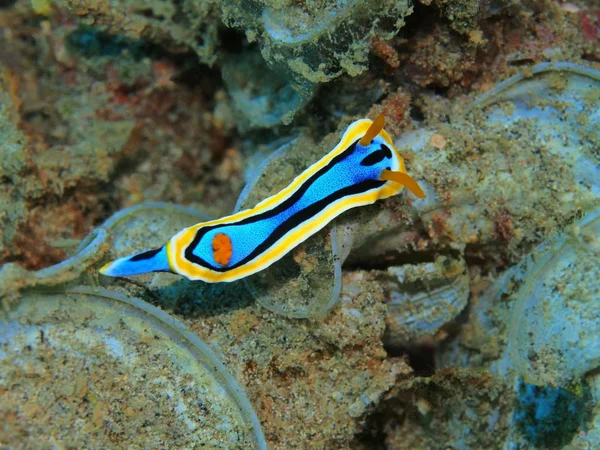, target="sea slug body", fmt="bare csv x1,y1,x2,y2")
100,116,426,282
